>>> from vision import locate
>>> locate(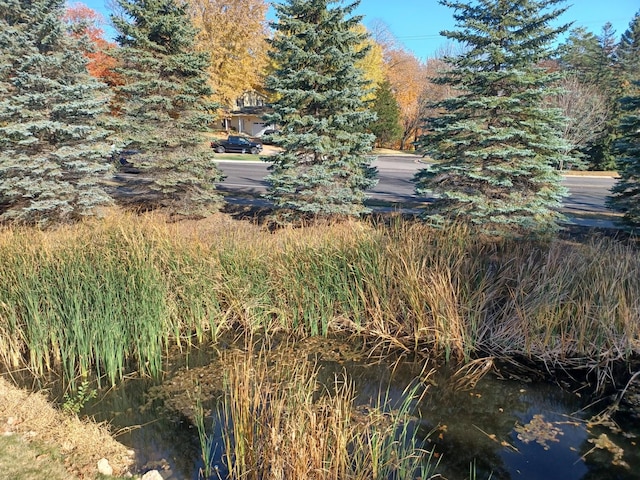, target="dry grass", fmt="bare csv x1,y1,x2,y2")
215,346,431,480
0,376,134,479
0,210,638,477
